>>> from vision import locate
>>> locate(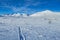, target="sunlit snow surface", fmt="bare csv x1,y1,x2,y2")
0,14,60,40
